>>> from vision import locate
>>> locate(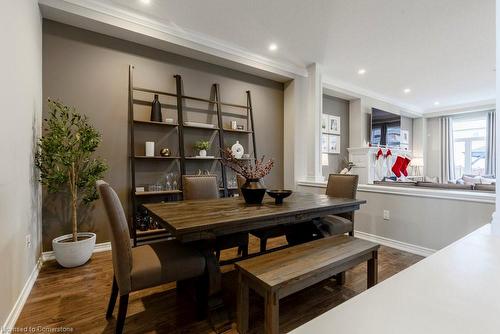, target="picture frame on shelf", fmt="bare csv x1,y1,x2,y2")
400,129,409,144
321,134,329,153
321,114,329,133
329,115,341,134
328,135,340,154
